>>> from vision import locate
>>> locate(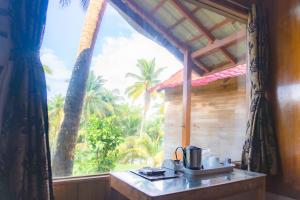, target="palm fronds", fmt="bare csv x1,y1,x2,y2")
43,65,53,75
59,0,90,10
125,58,166,101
